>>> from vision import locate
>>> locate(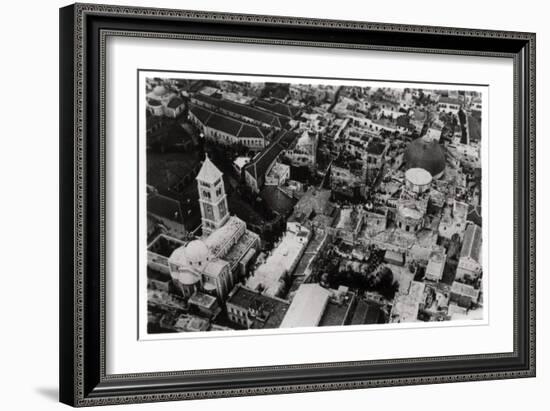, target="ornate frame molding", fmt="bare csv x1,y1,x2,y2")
60,3,535,407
